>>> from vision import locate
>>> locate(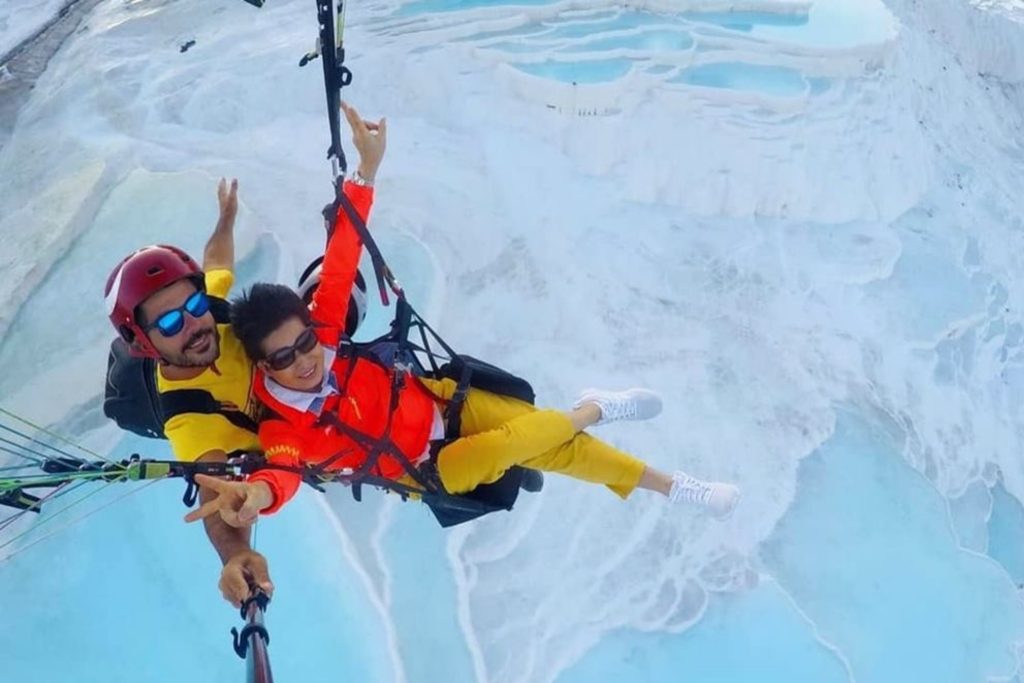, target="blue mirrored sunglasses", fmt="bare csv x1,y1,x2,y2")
147,290,211,337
